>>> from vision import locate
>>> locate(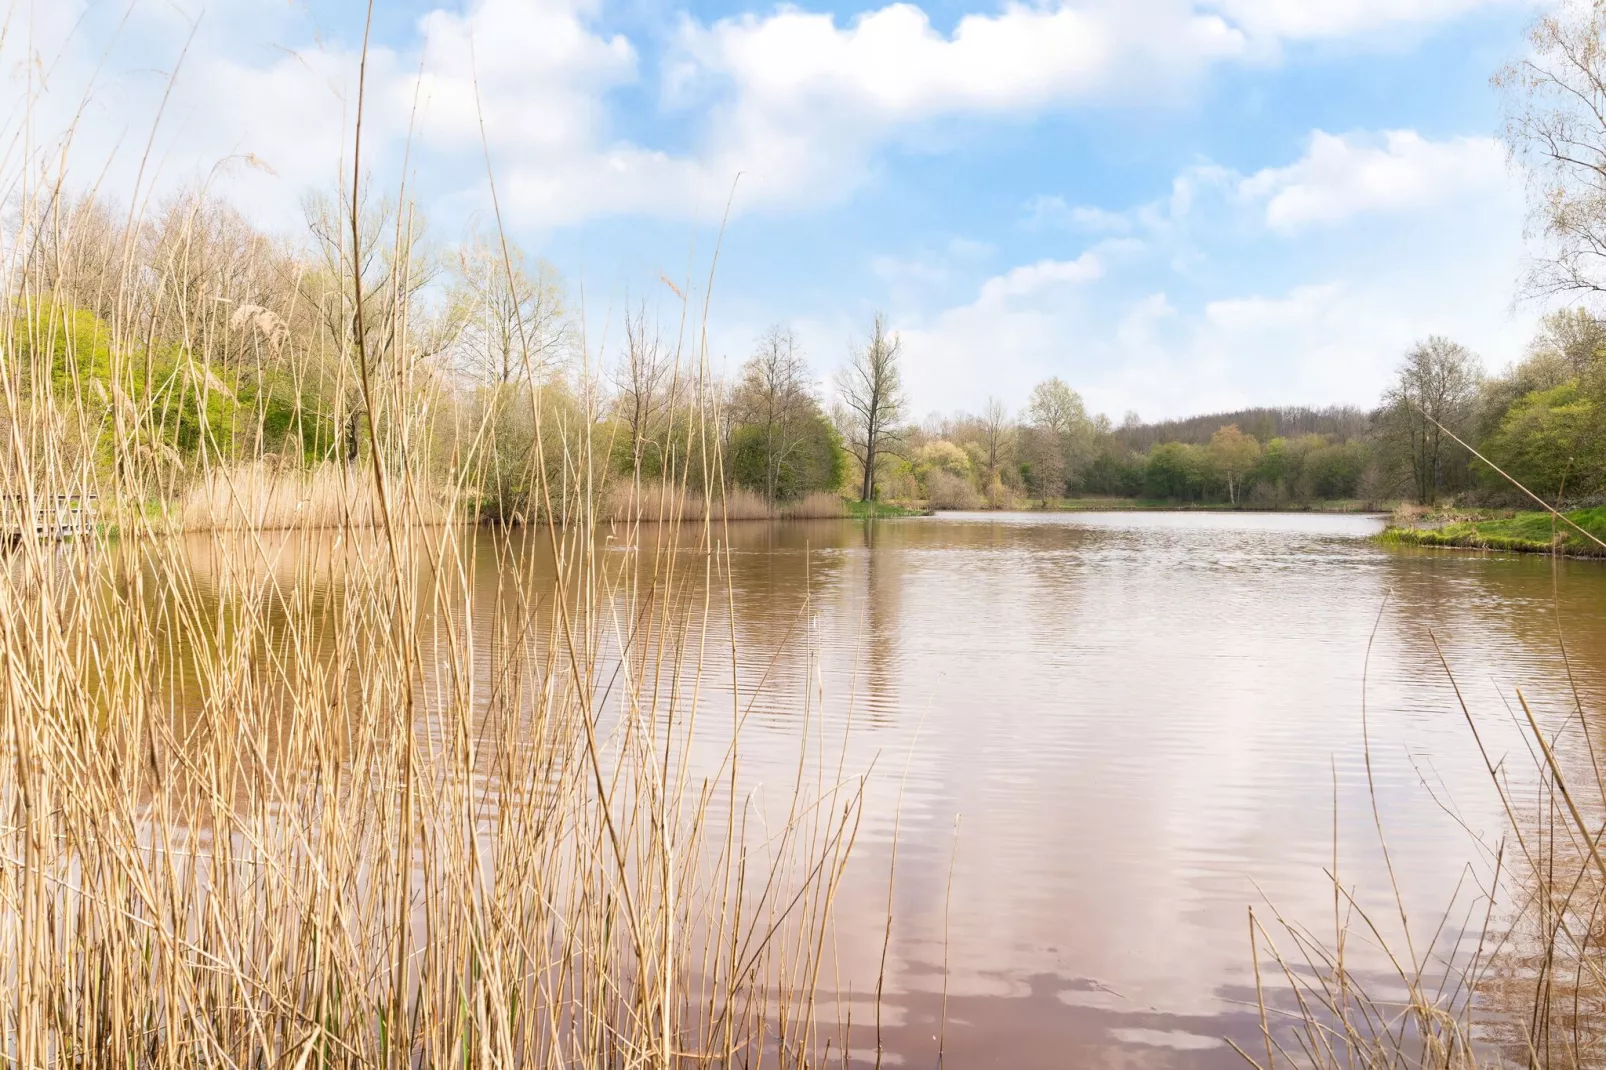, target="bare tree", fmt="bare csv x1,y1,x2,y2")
1529,306,1606,375
29,193,125,323
304,189,443,461
612,304,673,470
729,326,814,502
835,314,907,502
453,230,567,386
1498,4,1606,299
1382,336,1482,504
981,397,1011,488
